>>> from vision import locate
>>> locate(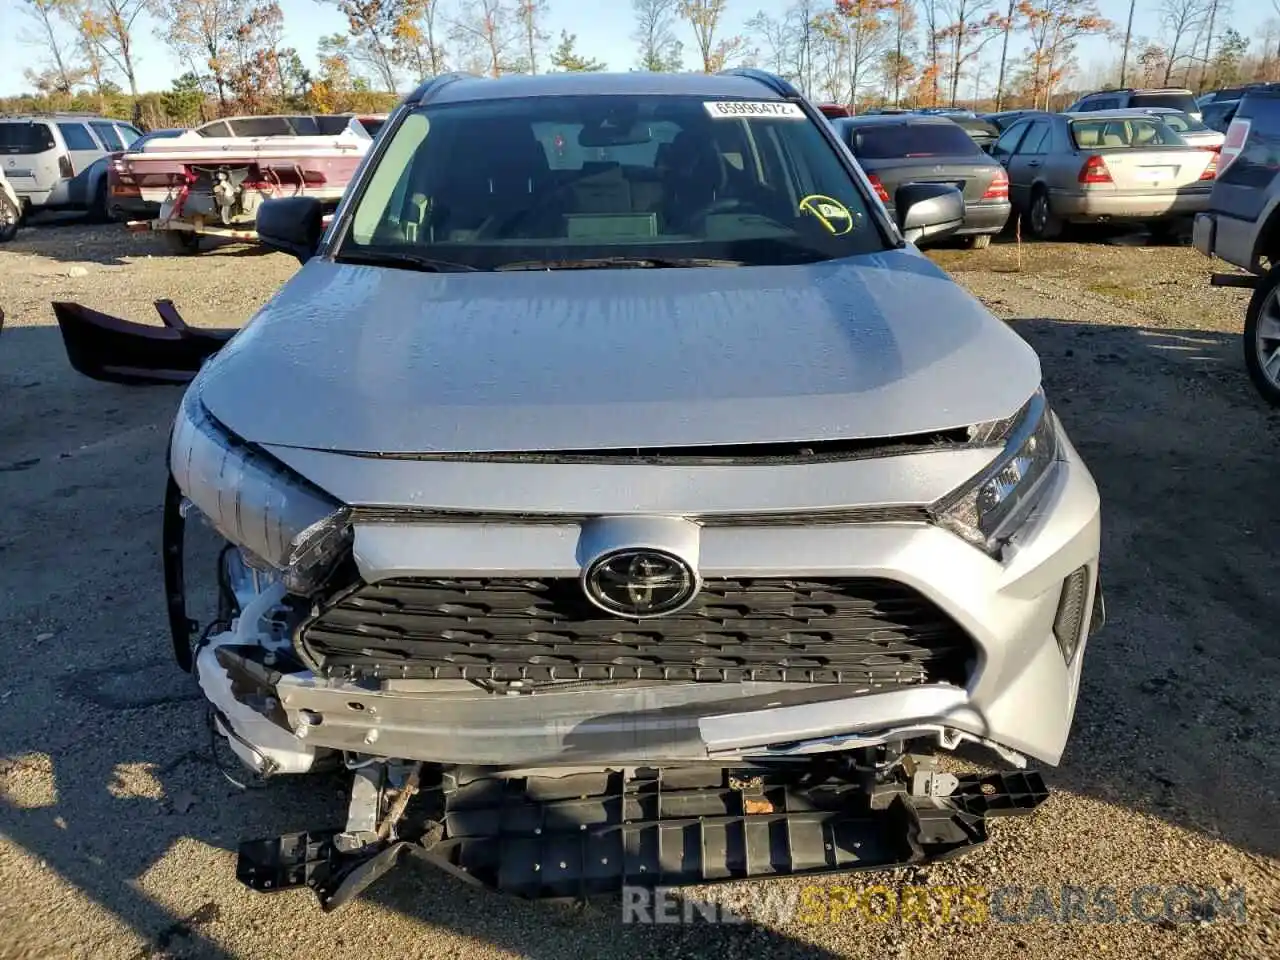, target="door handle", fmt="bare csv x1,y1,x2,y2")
1027,160,1042,167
